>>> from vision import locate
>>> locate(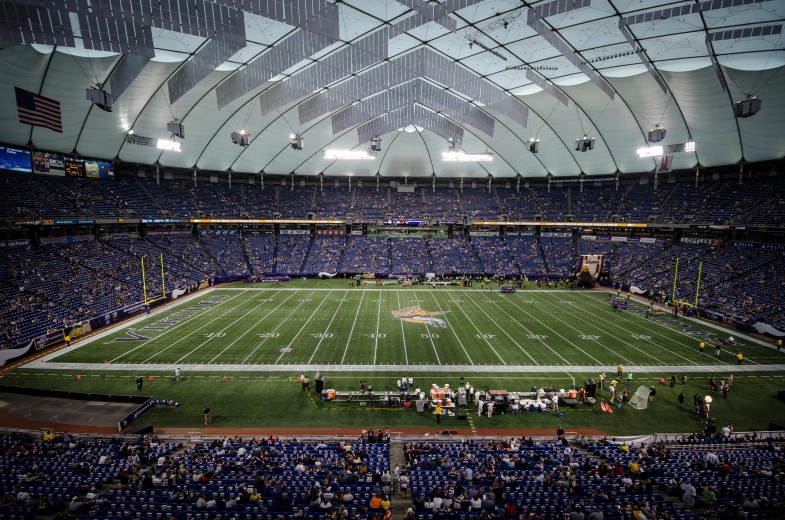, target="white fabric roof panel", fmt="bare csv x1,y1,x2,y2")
0,46,52,148
78,58,178,161
0,0,781,179
662,67,742,168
